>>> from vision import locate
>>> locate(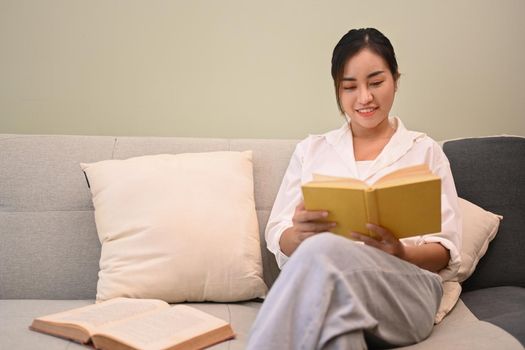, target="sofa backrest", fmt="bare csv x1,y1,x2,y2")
0,135,297,299
443,136,525,291
3,134,522,299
